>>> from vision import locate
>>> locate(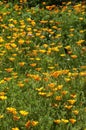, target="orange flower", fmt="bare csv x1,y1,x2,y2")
32,75,41,81
70,94,77,98
5,68,13,73
17,82,24,88
31,121,39,126
80,72,86,76
42,2,46,5
71,55,77,59
19,62,25,66
18,39,24,45
25,120,31,128
48,83,55,88
30,63,37,67
0,92,6,96
76,40,85,46
55,96,62,101
69,118,76,124
13,115,20,121
35,67,42,71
